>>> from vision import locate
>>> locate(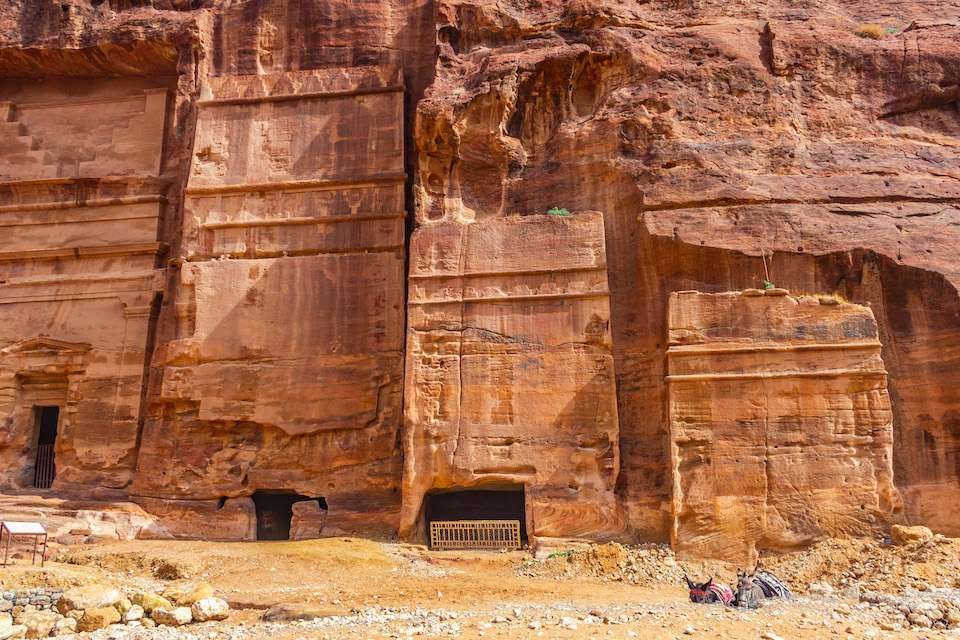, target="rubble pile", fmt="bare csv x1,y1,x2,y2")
517,543,686,585
516,534,960,603
763,535,960,594
861,588,960,630
0,582,231,638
